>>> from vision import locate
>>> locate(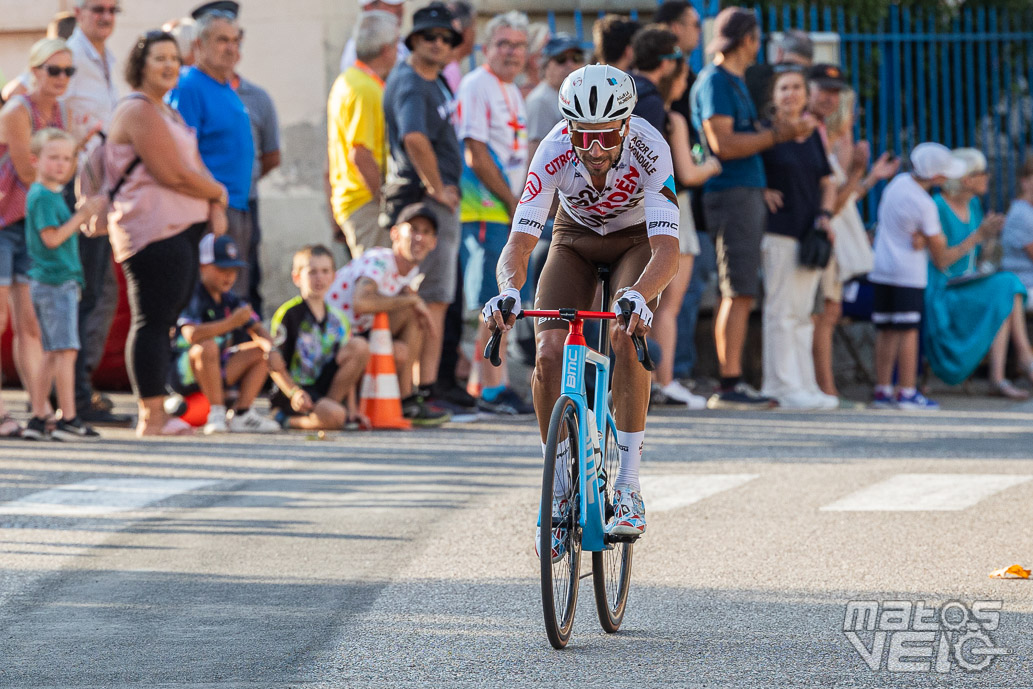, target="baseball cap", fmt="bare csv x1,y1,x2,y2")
806,63,848,91
190,1,240,20
910,142,968,180
199,234,248,268
396,203,439,233
543,34,583,60
706,7,758,55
